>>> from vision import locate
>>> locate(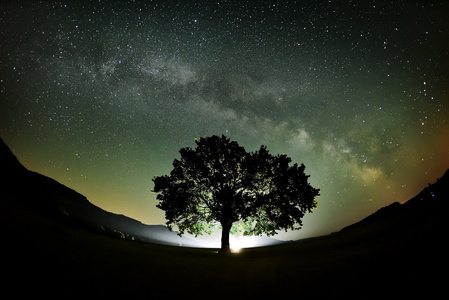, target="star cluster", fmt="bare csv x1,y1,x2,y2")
1,0,448,240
